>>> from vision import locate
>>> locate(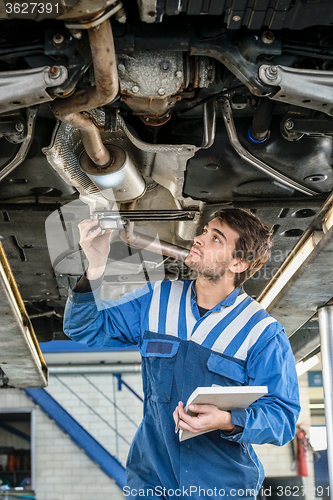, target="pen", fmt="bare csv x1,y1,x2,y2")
175,414,180,434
